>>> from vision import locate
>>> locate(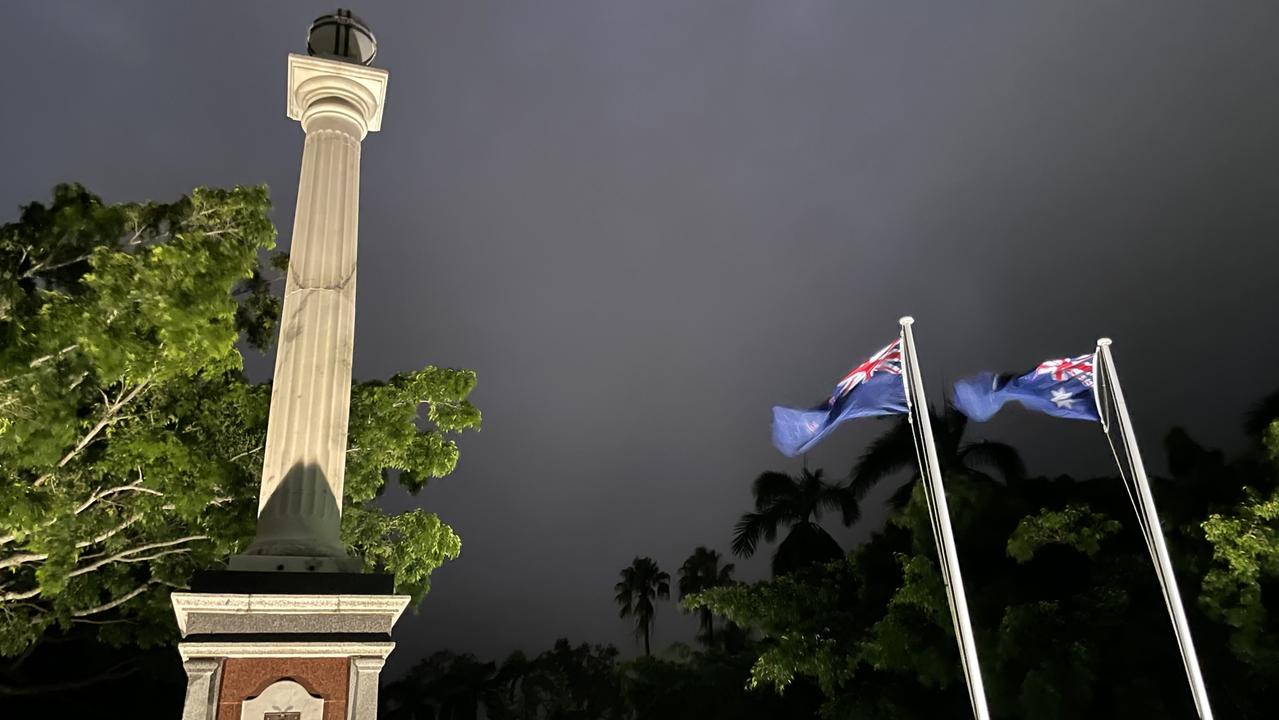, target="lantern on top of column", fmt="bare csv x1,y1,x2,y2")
307,9,378,66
